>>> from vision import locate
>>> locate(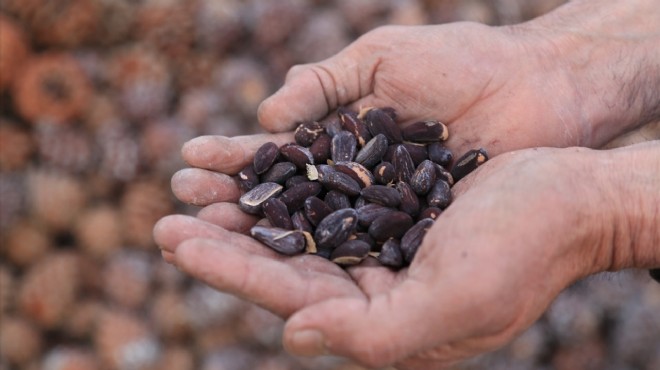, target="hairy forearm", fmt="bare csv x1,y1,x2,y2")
520,0,660,147
589,141,660,272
